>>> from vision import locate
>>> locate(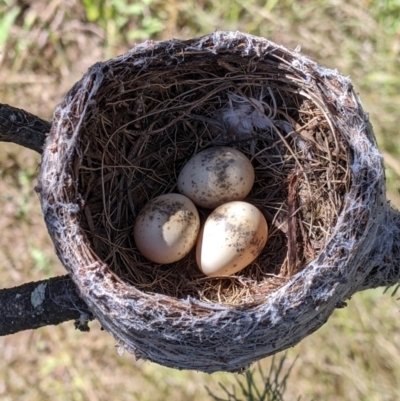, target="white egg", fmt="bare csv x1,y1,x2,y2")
196,201,268,277
177,147,255,209
134,193,200,264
